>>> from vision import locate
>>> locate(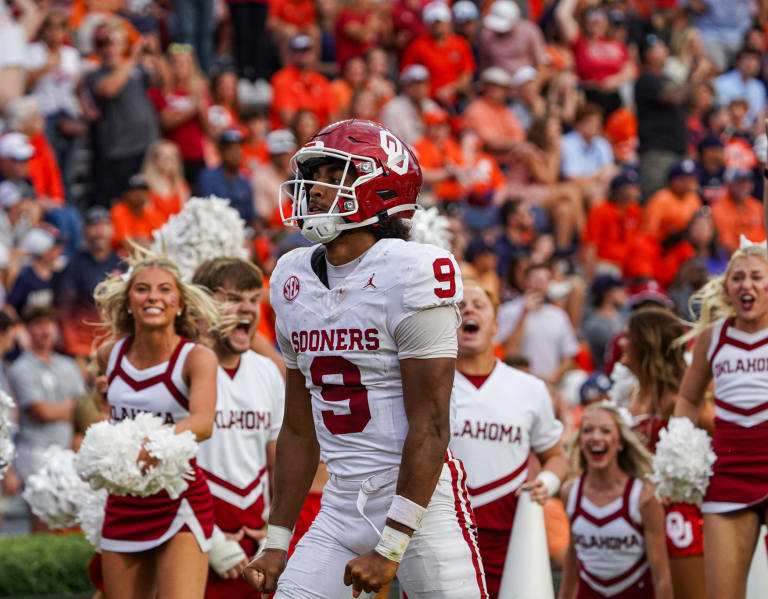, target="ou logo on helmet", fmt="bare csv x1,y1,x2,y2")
379,130,409,176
